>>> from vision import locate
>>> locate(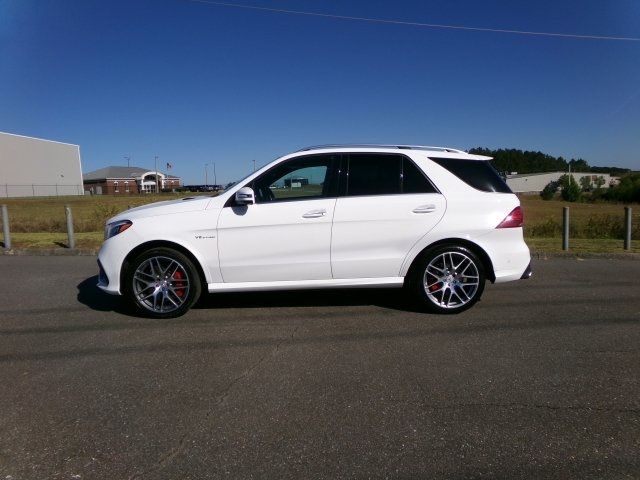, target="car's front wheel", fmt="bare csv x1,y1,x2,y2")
411,245,486,314
123,247,202,318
